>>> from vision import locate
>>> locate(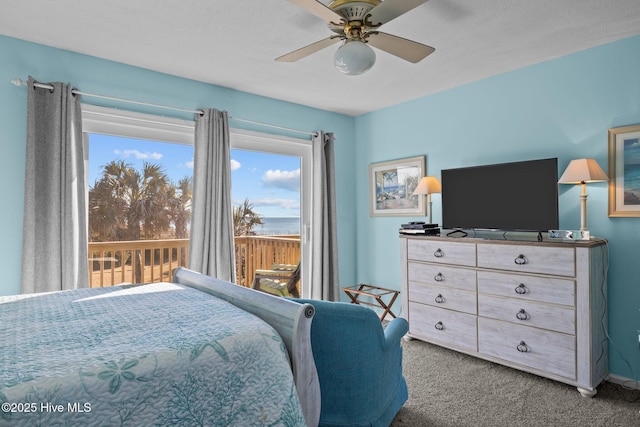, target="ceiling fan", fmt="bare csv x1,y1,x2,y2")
276,0,435,76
